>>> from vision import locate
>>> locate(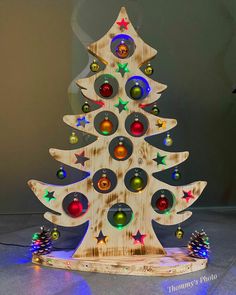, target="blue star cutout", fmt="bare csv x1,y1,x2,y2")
76,116,90,127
